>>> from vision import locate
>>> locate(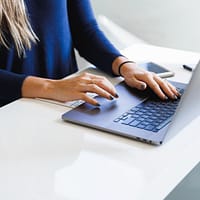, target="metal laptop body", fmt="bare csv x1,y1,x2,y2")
62,61,200,145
